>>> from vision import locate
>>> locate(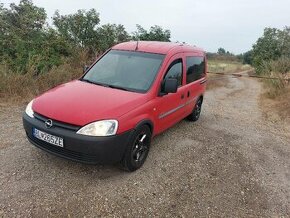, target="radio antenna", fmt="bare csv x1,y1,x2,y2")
135,40,139,51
